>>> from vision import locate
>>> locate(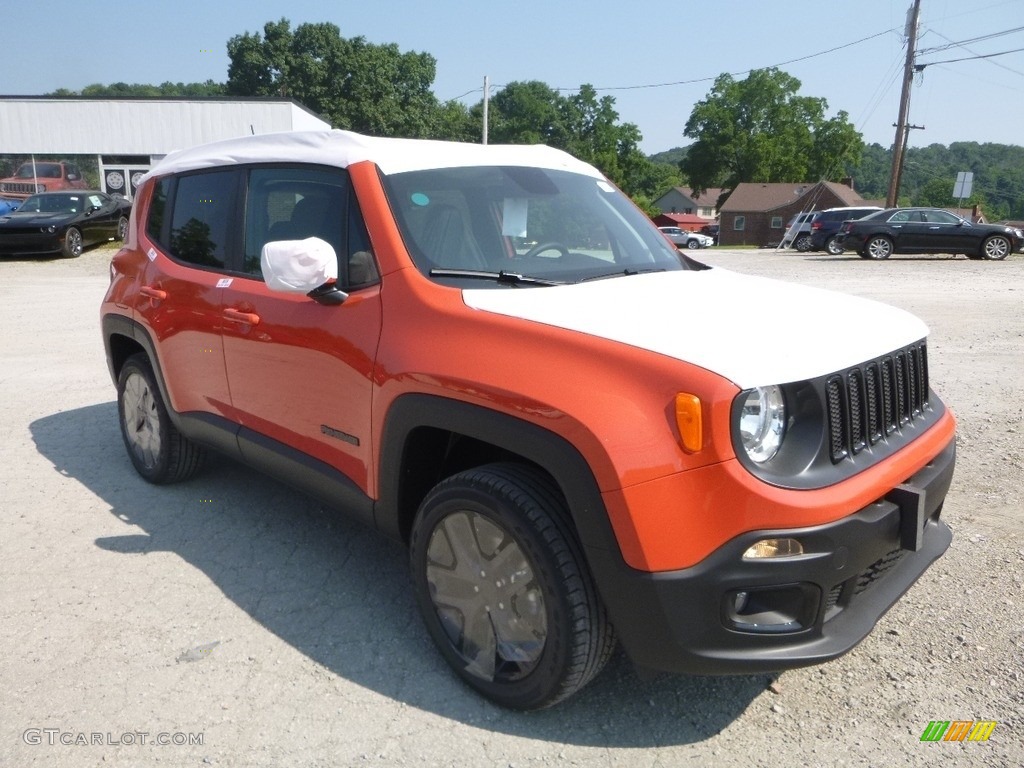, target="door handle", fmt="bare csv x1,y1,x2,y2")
223,308,261,326
140,286,167,300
